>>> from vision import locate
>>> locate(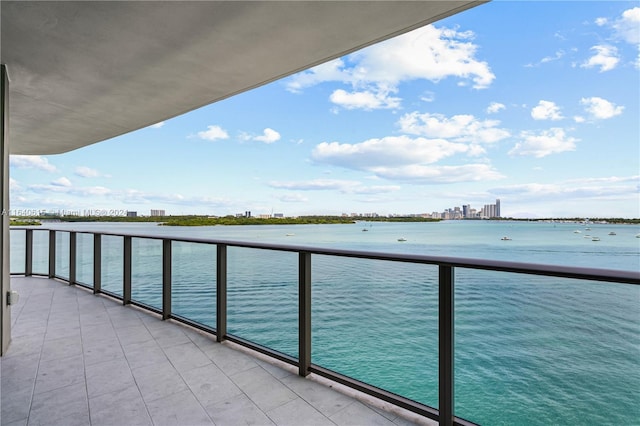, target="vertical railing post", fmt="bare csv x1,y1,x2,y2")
216,244,227,342
69,232,76,285
25,229,33,276
162,239,171,320
93,234,101,294
439,265,454,426
299,251,311,377
123,236,132,305
48,230,56,278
